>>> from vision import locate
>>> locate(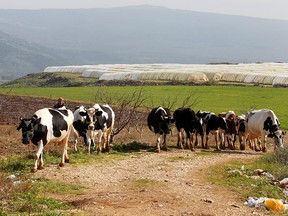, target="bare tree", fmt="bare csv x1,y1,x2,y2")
148,90,200,111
